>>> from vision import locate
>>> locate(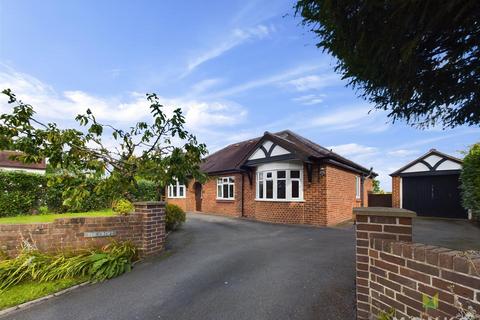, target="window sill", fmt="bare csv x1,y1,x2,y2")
216,198,235,202
255,198,305,203
168,197,186,199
